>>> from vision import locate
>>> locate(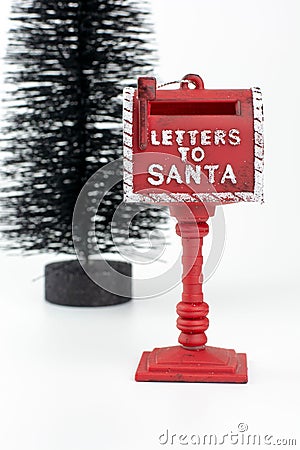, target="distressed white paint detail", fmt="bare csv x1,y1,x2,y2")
195,193,223,202
251,87,264,204
233,192,254,202
252,88,263,119
123,191,264,203
123,121,133,135
201,130,212,146
204,164,219,184
123,158,132,173
254,177,263,194
254,144,263,159
255,158,263,173
254,119,263,134
170,193,197,202
162,130,173,146
124,182,132,194
122,86,264,204
123,89,134,102
147,163,164,185
254,131,264,147
123,99,133,112
124,170,133,185
123,87,134,199
123,109,133,123
151,130,160,146
123,145,132,160
148,193,175,203
124,193,153,203
123,133,133,148
175,130,185,145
